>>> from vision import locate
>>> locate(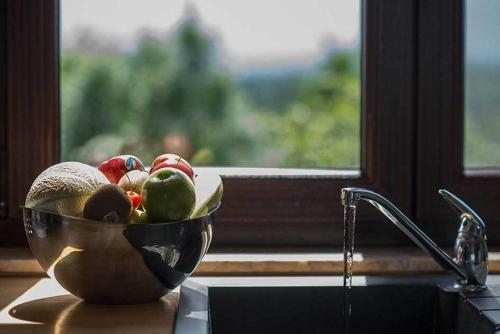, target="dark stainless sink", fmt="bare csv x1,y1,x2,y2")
175,276,500,334
209,285,437,334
